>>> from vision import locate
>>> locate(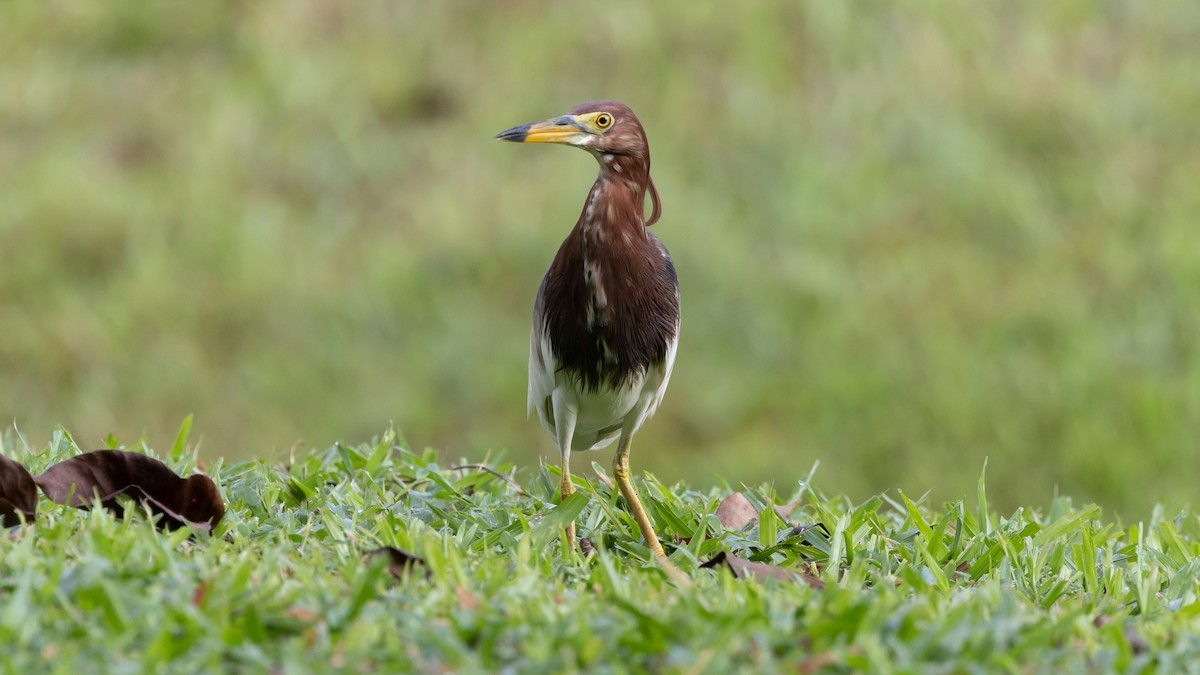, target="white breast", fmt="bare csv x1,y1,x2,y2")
528,320,678,452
